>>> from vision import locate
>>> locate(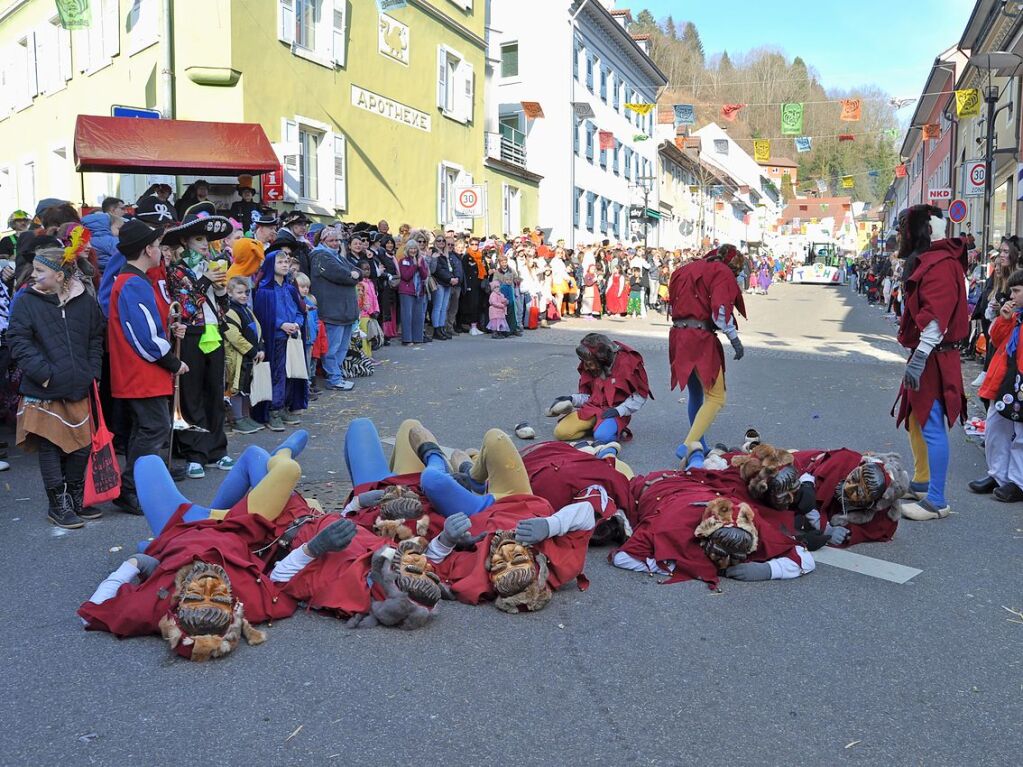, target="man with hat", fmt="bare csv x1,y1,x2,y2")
108,219,187,514
667,244,748,467
230,178,261,234
279,211,312,274
0,210,30,258
252,210,279,247
161,203,236,479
